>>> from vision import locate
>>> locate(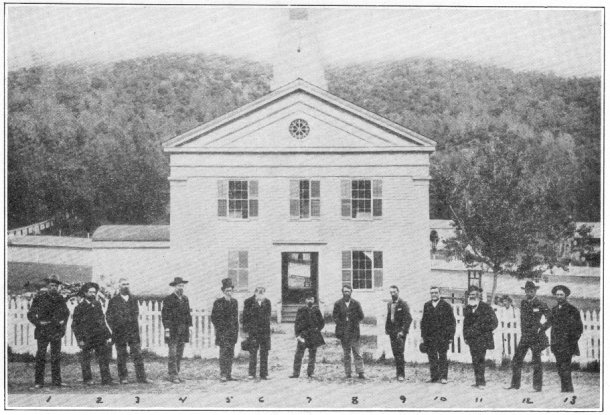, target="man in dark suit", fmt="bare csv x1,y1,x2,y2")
541,285,583,392
421,286,456,384
463,285,498,389
243,287,272,380
211,278,239,382
385,285,412,381
27,275,70,388
506,281,550,392
161,277,192,383
72,282,114,385
106,278,148,384
333,285,366,379
290,291,325,378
